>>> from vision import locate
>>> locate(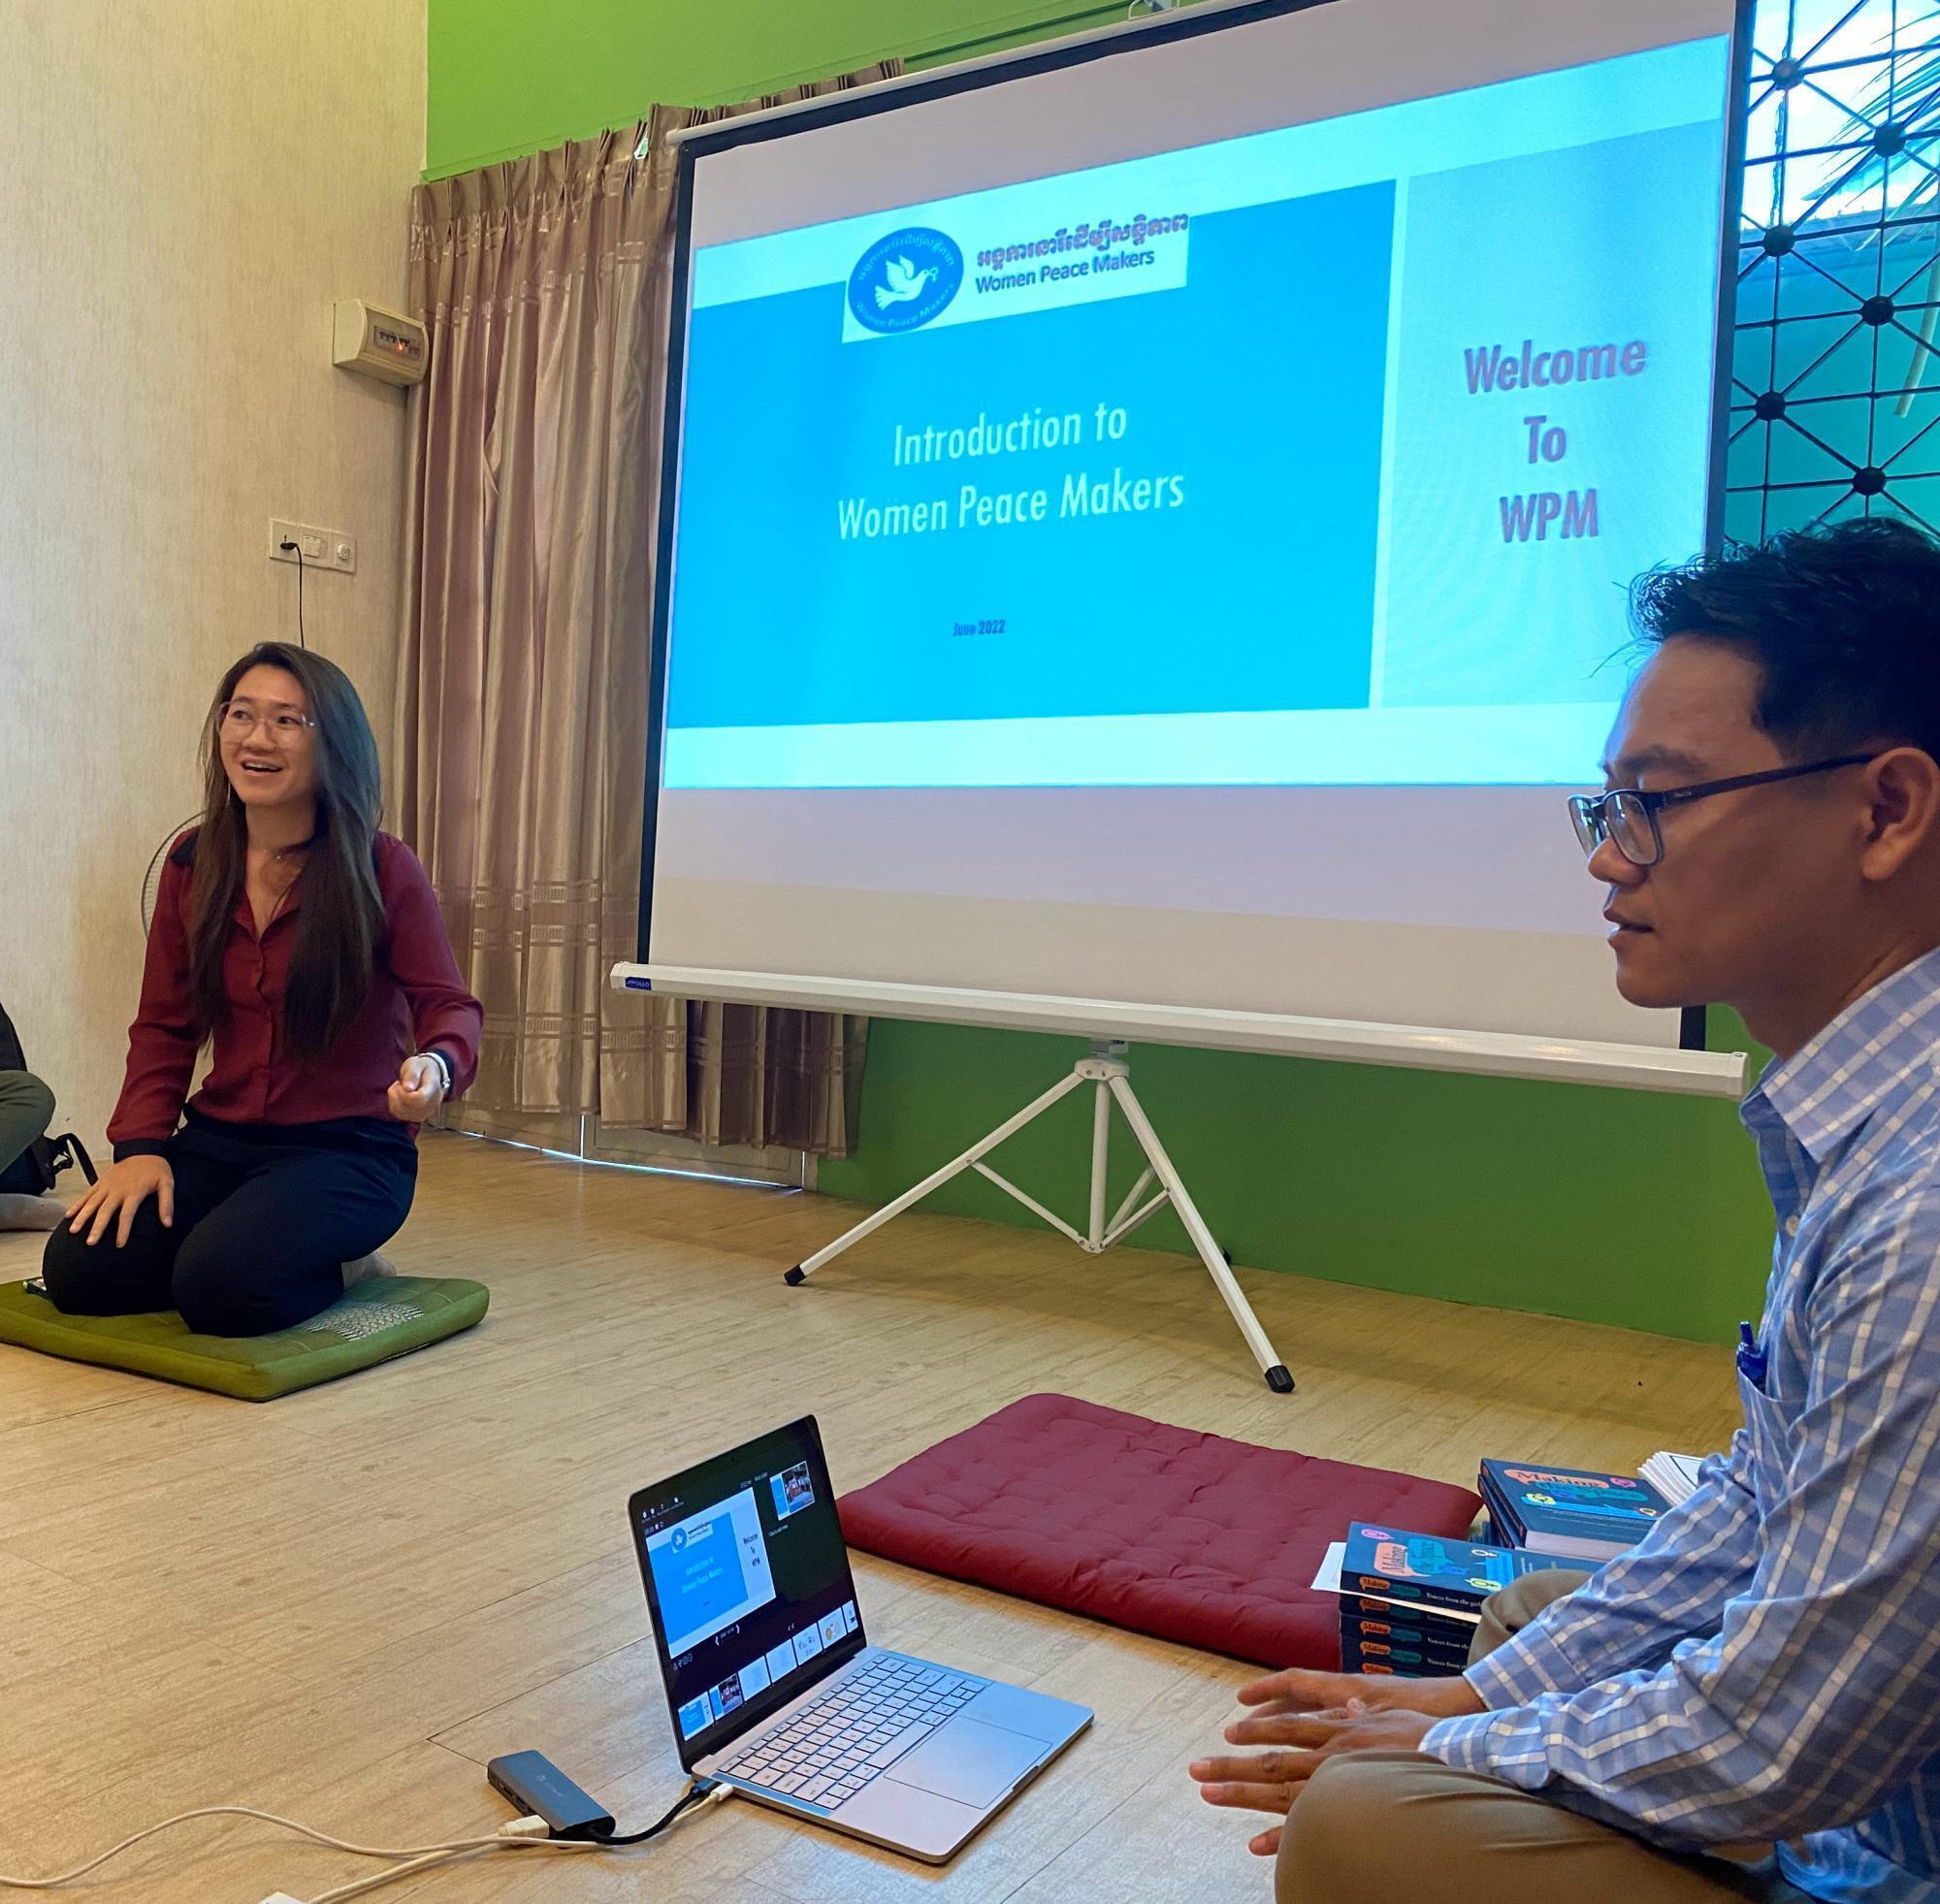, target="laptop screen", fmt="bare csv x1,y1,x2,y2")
629,1415,866,1765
